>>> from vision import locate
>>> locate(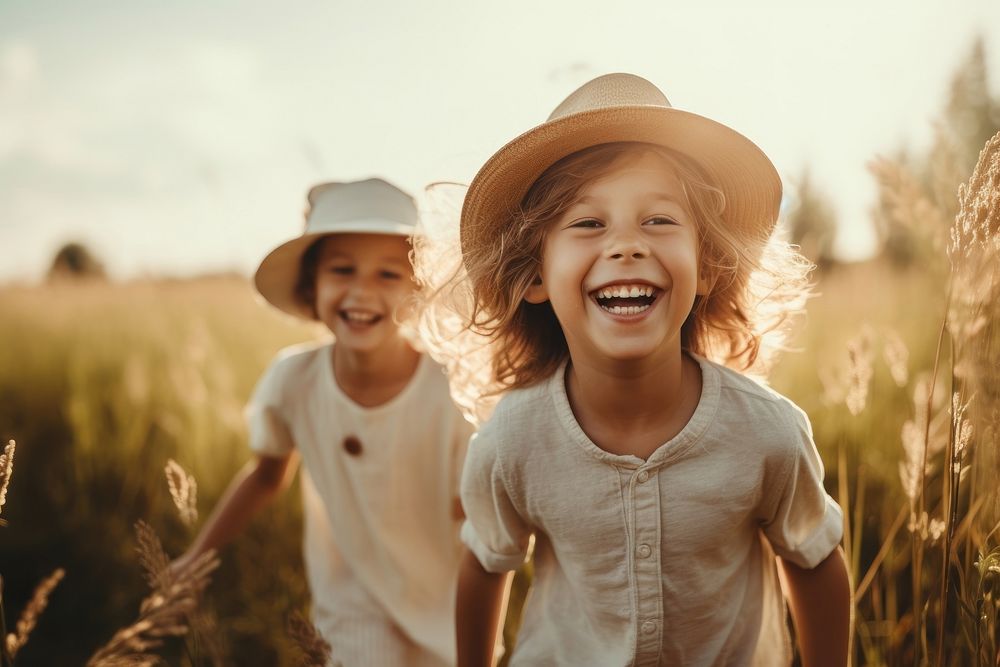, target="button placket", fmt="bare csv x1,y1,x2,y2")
631,467,663,665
